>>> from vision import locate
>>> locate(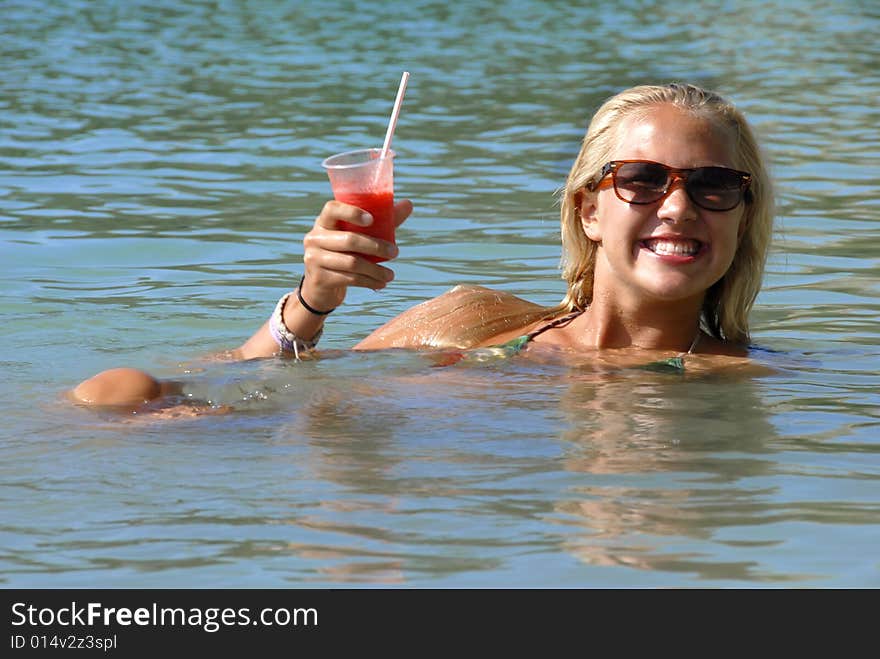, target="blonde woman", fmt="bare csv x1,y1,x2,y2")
73,83,774,407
